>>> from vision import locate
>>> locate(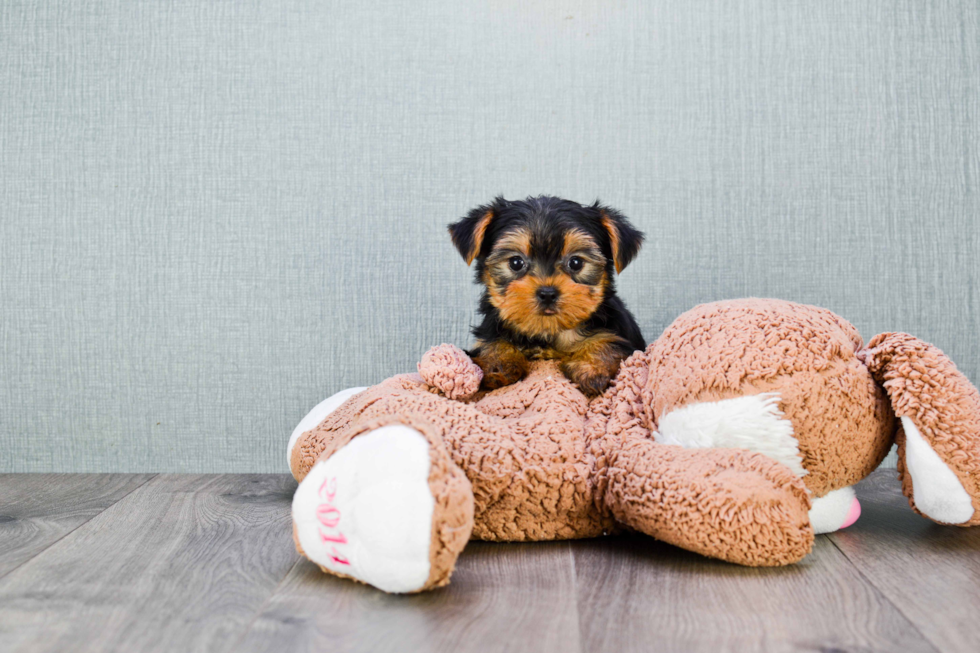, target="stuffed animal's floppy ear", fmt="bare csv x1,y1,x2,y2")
858,332,980,526
595,204,644,273
448,199,501,265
